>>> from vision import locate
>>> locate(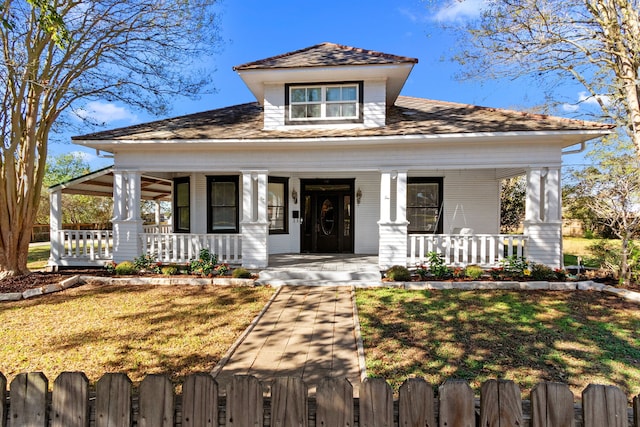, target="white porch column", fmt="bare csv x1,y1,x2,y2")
241,170,269,268
47,189,63,270
112,170,126,221
524,167,562,268
154,201,162,226
378,170,409,269
112,169,143,263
